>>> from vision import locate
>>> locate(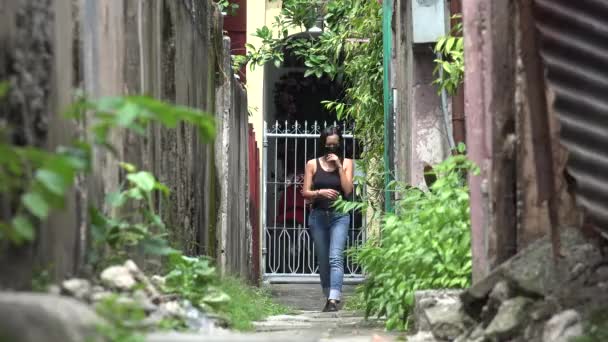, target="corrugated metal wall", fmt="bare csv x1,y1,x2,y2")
535,0,608,235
